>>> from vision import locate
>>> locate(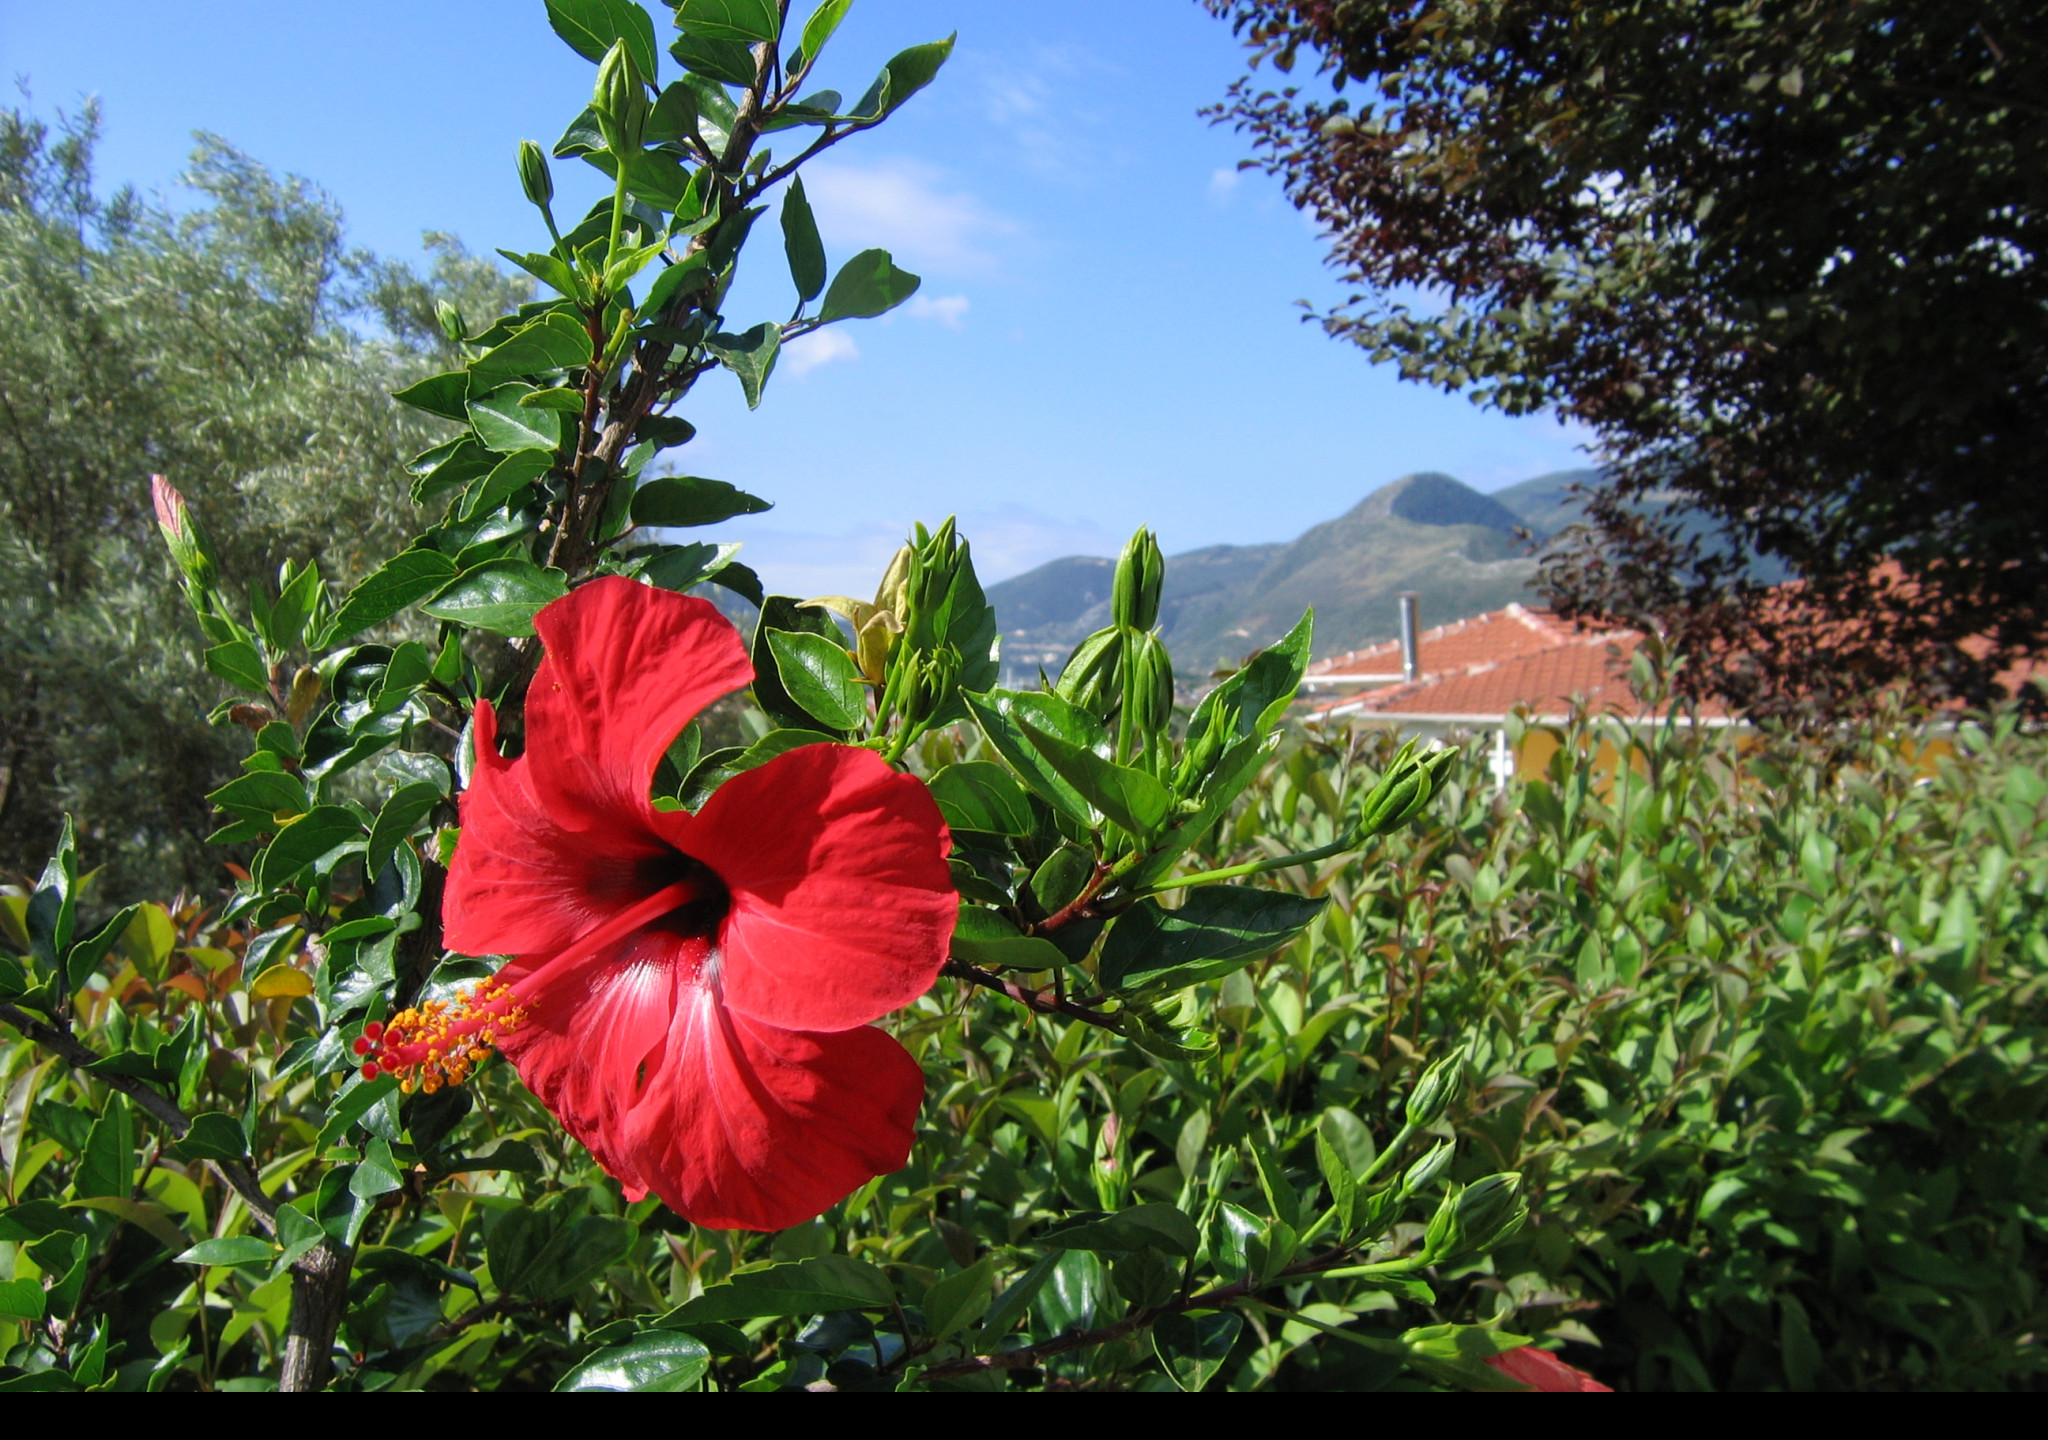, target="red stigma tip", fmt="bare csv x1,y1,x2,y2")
360,1062,380,1081
364,1021,385,1041
352,1036,372,1056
